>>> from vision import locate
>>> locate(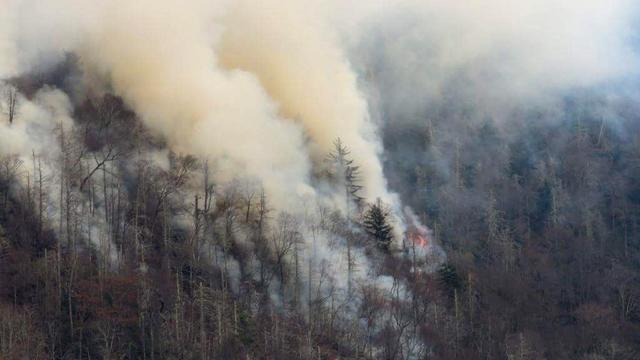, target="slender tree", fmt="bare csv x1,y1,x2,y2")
327,138,363,210
327,138,363,293
3,86,18,124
